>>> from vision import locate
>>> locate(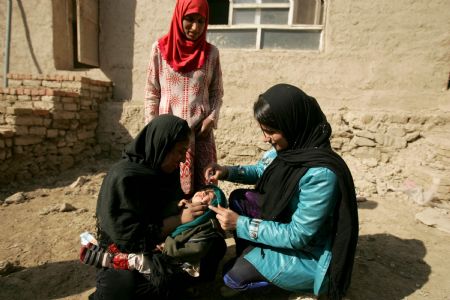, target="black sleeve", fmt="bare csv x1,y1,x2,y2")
96,169,164,253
